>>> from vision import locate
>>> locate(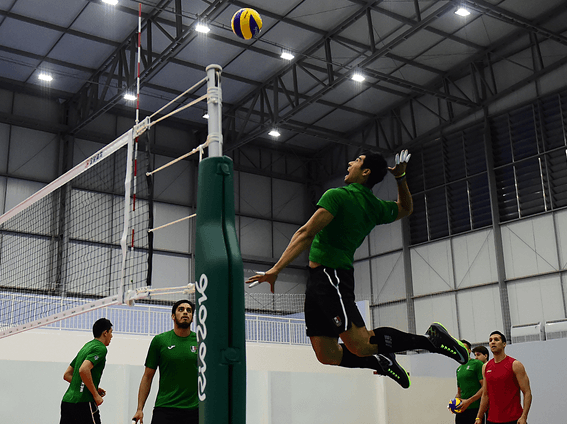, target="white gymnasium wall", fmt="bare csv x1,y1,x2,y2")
2,328,563,424
354,188,567,345
0,329,389,424
237,169,309,295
